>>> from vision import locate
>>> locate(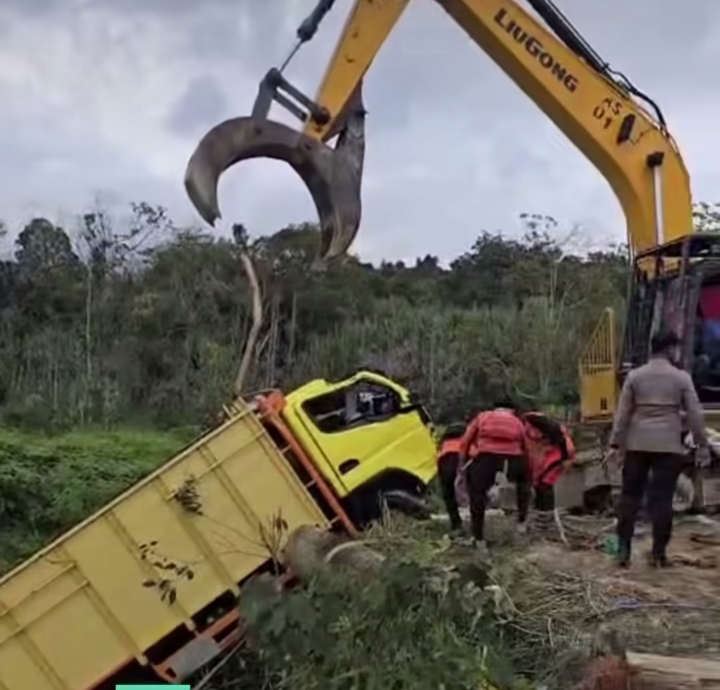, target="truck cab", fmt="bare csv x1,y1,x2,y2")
279,370,437,523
